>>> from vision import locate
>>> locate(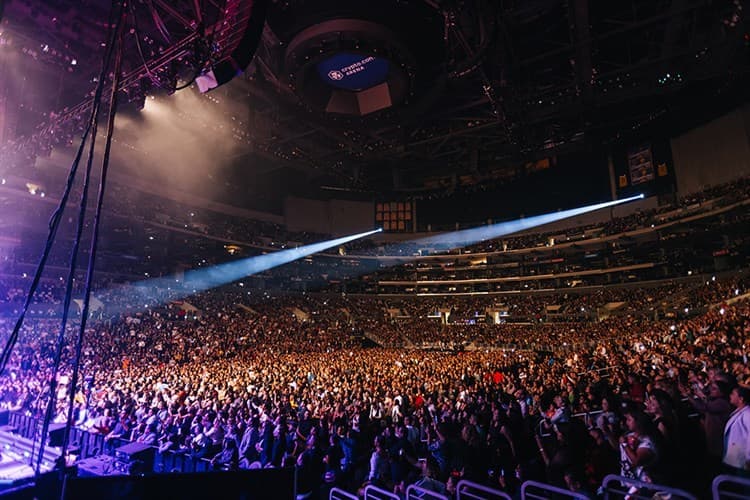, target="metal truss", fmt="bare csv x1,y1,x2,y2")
3,0,750,192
